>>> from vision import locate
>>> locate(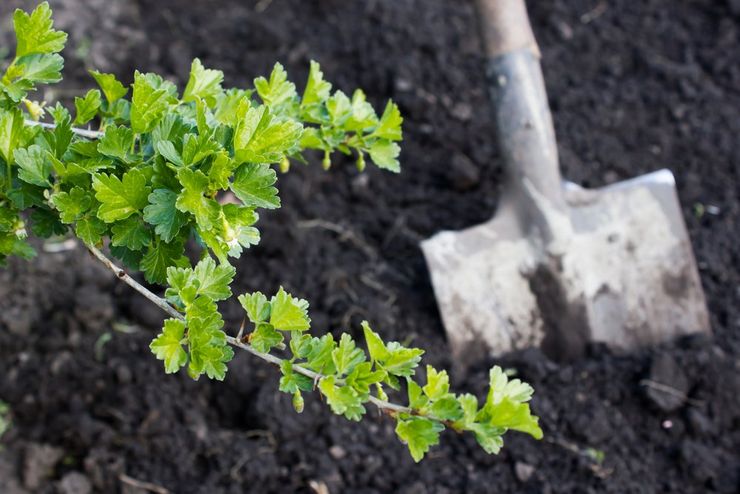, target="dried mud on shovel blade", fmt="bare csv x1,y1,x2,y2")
422,169,710,362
